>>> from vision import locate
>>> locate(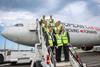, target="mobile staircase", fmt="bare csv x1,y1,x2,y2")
31,21,86,67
